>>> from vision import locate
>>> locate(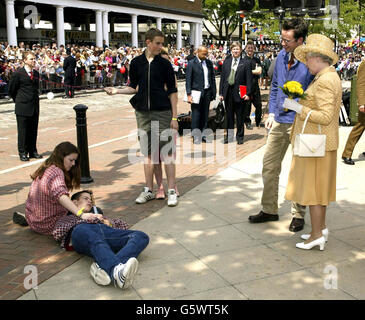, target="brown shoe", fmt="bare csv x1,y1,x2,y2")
249,211,279,223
